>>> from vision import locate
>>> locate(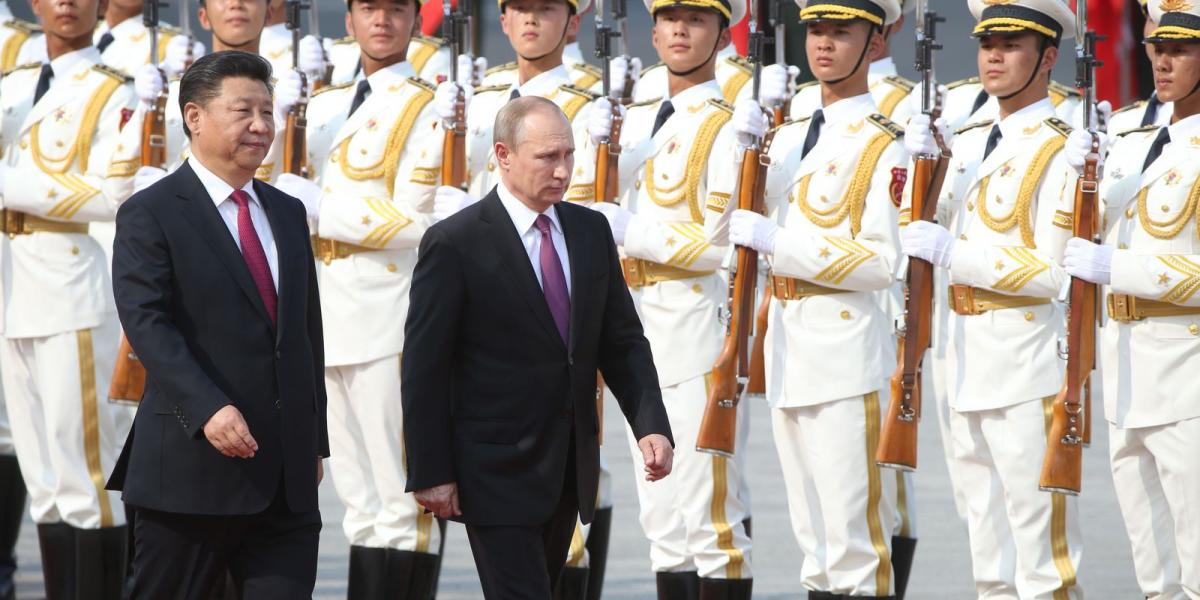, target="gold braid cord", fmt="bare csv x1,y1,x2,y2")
796,132,892,237
32,77,122,175
975,136,1066,248
337,89,433,197
645,110,732,223
1134,177,1200,240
